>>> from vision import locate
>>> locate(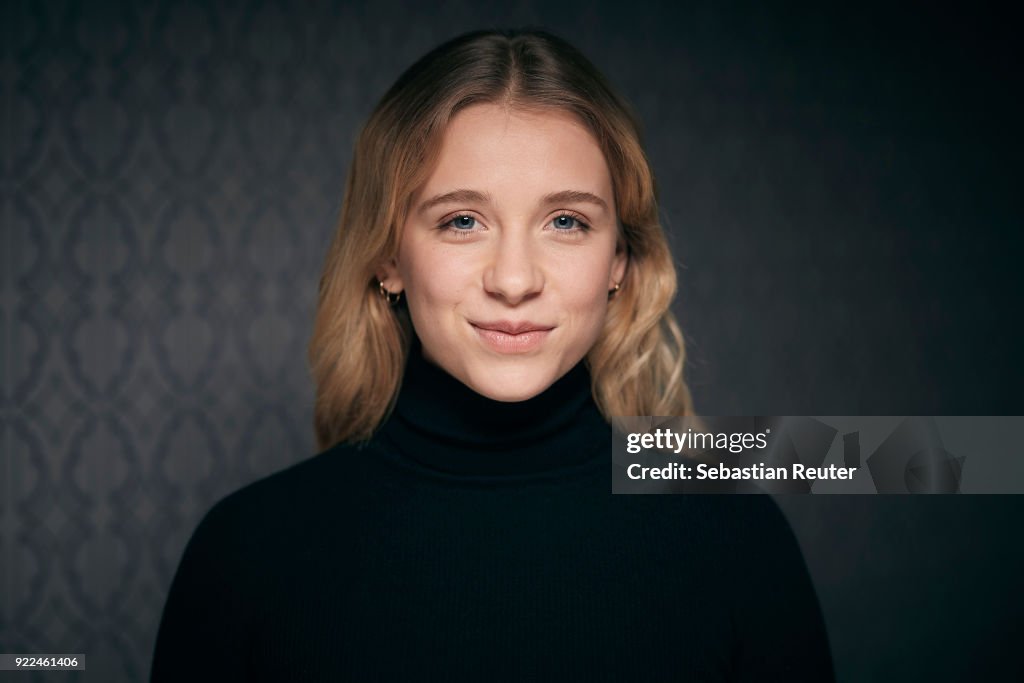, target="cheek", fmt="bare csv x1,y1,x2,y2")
557,258,613,325
402,246,473,306
559,251,613,297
